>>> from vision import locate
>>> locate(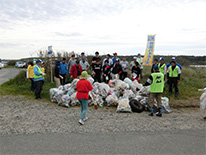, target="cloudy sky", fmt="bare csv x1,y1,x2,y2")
0,0,205,59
